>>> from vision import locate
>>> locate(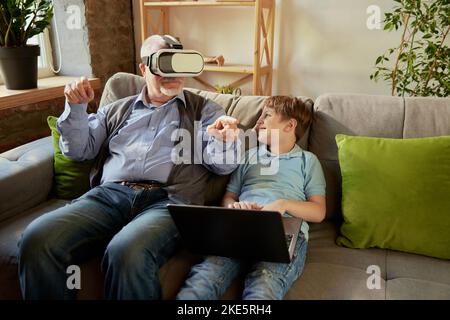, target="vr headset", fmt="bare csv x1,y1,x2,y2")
142,35,204,77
